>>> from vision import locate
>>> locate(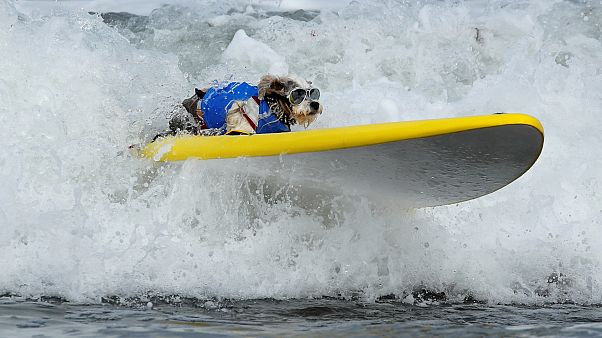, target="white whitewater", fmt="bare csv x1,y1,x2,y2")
0,0,601,304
